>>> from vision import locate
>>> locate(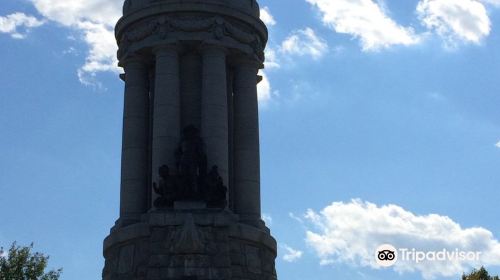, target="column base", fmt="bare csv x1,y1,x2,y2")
238,214,267,230
103,210,278,280
114,214,143,229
